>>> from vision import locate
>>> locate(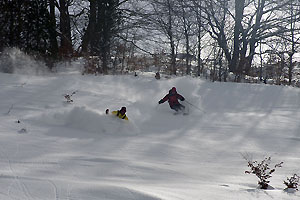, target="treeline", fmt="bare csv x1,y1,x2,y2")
1,0,300,85
0,1,53,57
